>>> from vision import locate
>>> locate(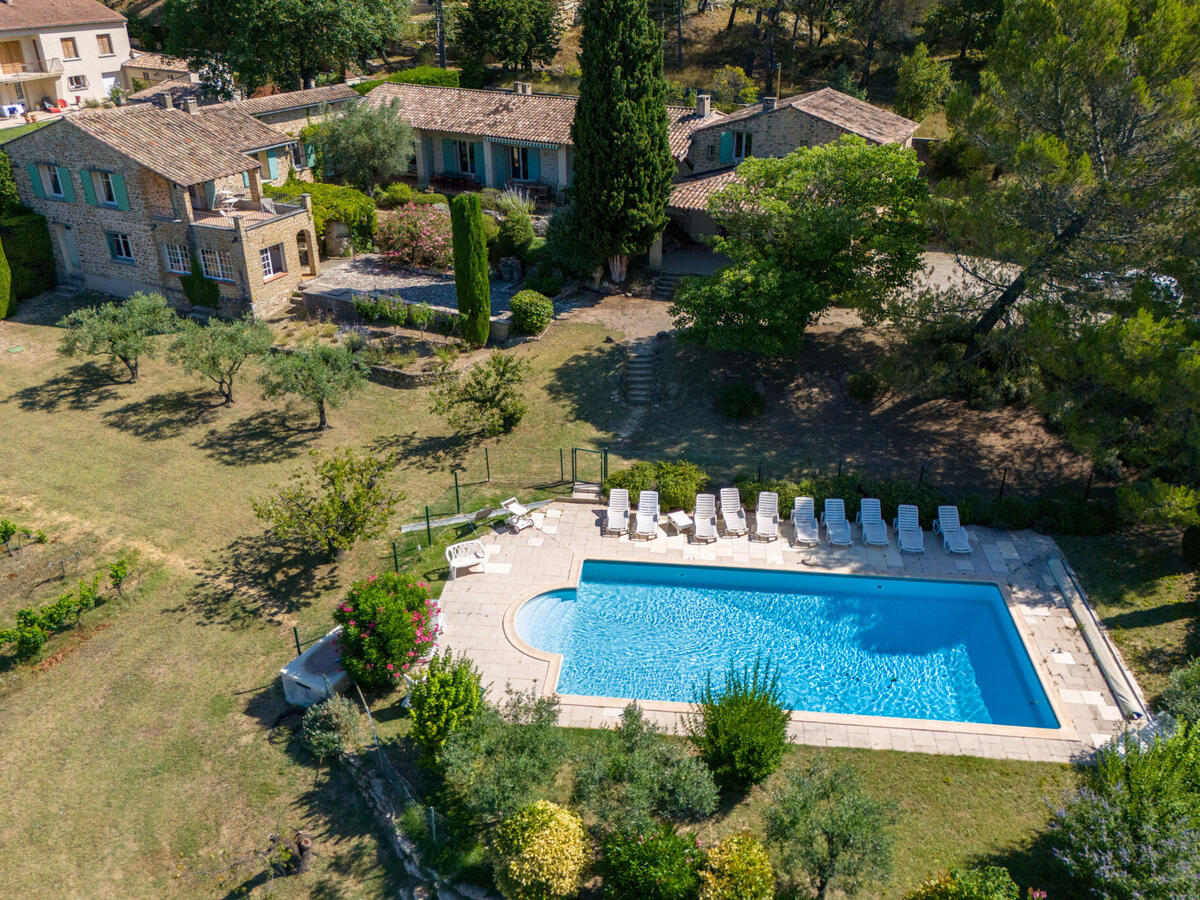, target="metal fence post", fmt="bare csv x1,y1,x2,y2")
560,448,564,482
293,626,302,657
1083,469,1093,501
997,467,1008,501
453,470,460,513
425,506,432,545
917,463,924,487
392,540,399,573
602,448,608,484
485,447,491,482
